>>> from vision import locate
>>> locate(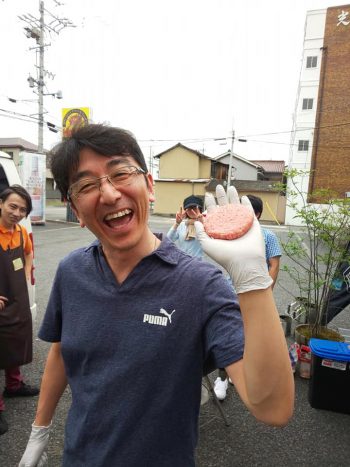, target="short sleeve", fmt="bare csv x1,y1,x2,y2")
264,230,282,261
38,266,63,342
22,227,33,255
201,271,244,375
